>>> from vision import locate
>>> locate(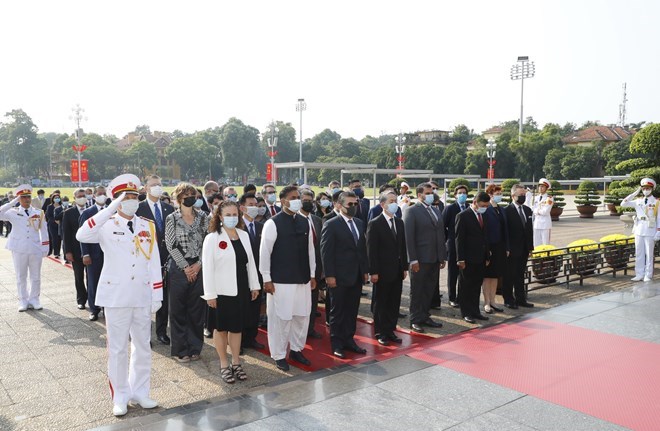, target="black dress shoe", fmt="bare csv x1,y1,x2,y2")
505,303,519,309
89,312,99,322
410,323,425,333
307,330,323,339
347,343,367,354
517,301,535,308
474,314,489,321
423,318,443,328
430,305,442,310
463,316,476,324
77,304,85,310
275,359,290,371
398,312,408,318
377,337,390,346
157,335,171,345
332,349,345,359
289,350,311,366
387,334,403,343
243,340,265,350
490,305,504,312
449,301,460,308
